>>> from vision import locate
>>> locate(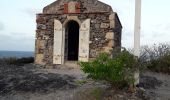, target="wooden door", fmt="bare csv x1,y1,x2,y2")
53,20,63,64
